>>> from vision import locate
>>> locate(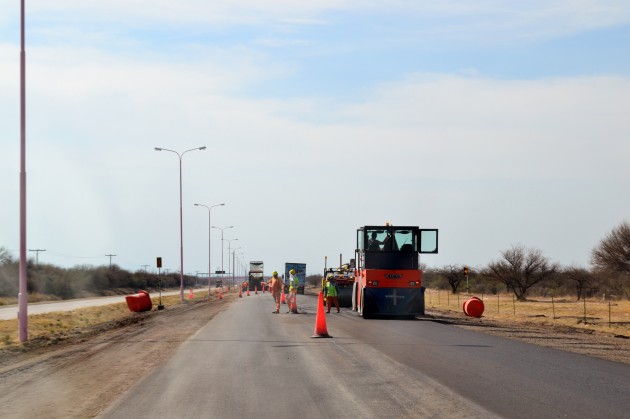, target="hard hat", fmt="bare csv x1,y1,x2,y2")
290,269,296,275
272,271,278,276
